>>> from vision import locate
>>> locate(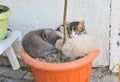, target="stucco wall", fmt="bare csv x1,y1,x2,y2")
109,0,120,72
0,0,111,67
